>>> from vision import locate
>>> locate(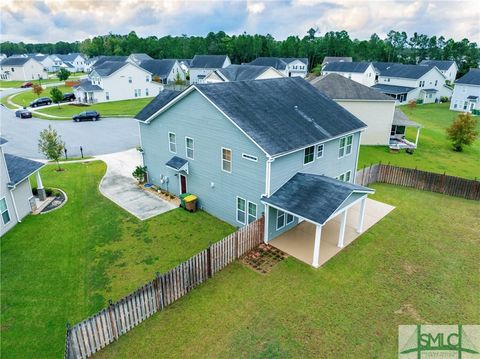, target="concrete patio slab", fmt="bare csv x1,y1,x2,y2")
270,198,395,267
97,149,176,220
